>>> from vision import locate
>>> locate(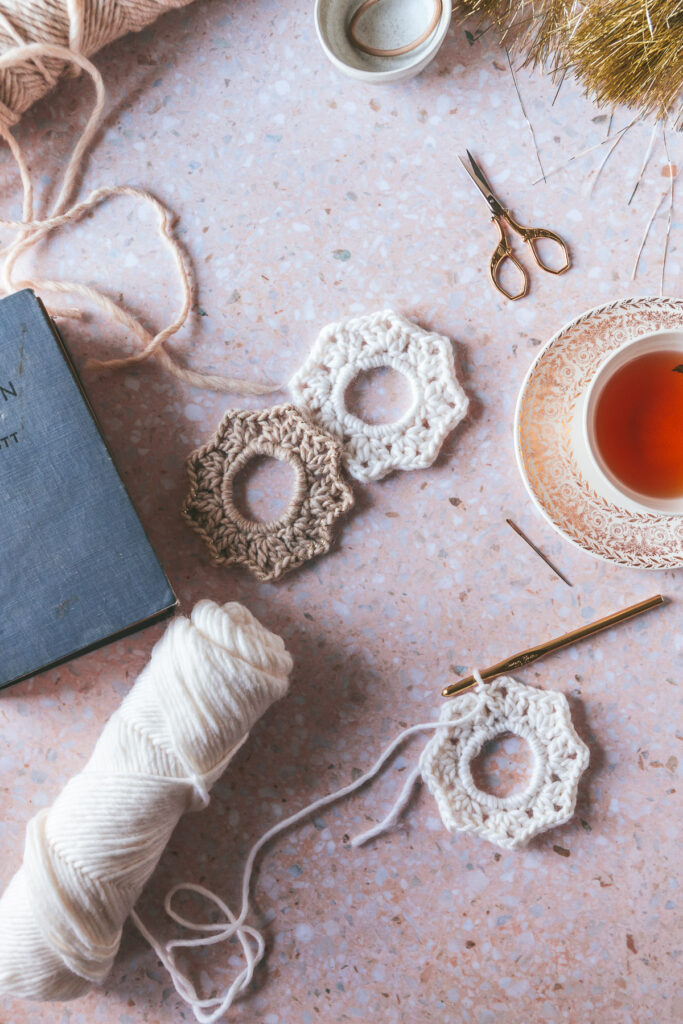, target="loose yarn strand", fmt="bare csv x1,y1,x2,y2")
0,43,107,217
349,763,423,848
0,43,276,394
351,670,487,848
138,682,487,1024
0,124,32,223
